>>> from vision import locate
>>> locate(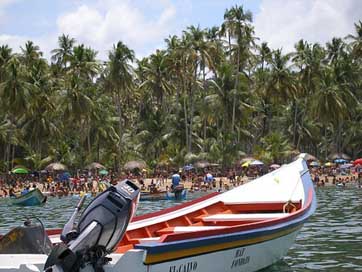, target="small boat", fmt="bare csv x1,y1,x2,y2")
140,190,168,201
0,158,316,271
10,189,47,206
